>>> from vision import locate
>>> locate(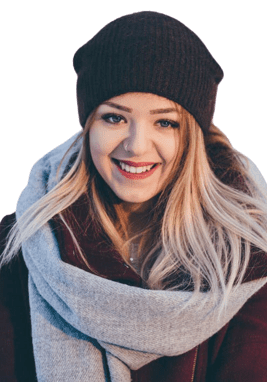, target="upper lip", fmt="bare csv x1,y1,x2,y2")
113,159,159,167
